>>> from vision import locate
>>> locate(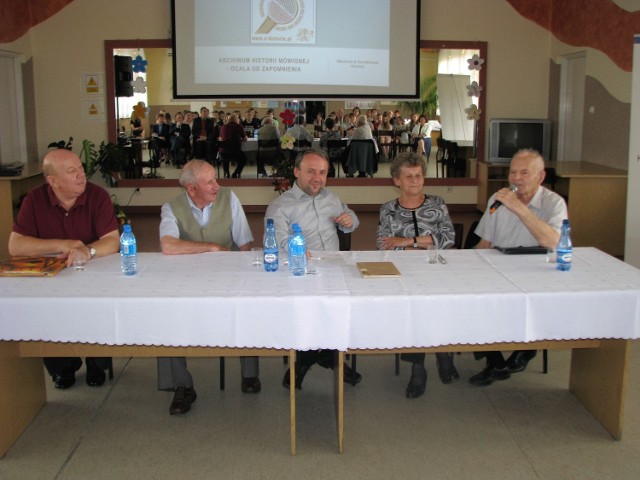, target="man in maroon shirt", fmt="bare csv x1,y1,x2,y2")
218,113,248,178
9,148,120,389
